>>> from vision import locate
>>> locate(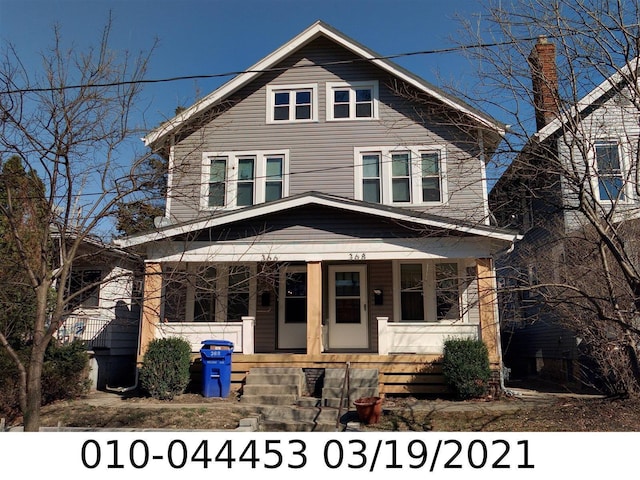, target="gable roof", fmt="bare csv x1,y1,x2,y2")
114,191,519,248
143,20,506,148
534,56,640,143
